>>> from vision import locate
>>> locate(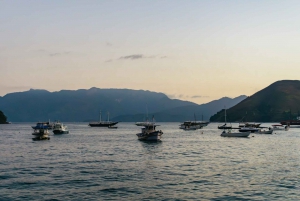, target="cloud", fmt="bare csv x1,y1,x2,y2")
49,51,71,57
105,59,113,63
167,94,209,99
106,42,112,47
119,54,144,60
